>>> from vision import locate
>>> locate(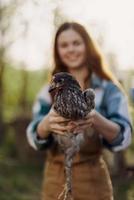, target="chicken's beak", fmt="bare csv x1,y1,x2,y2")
49,82,56,92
